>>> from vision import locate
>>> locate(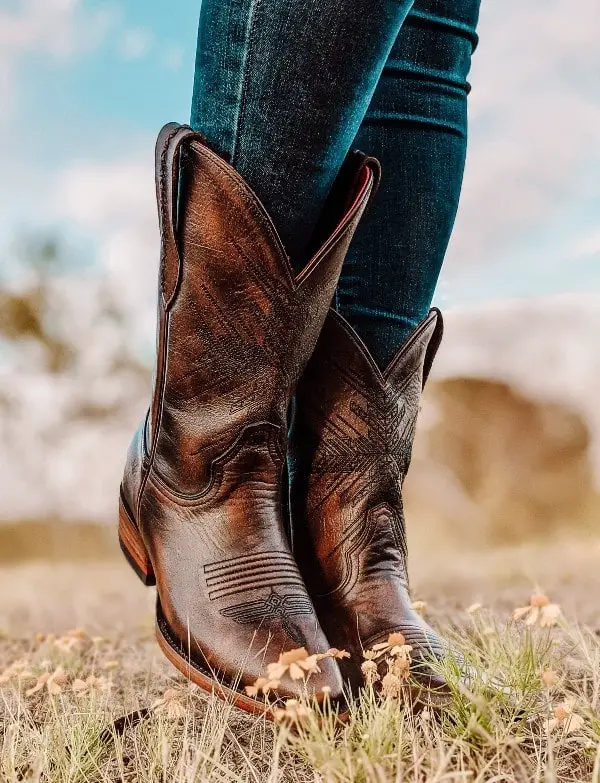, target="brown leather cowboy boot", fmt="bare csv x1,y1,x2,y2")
289,307,455,694
118,122,379,715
